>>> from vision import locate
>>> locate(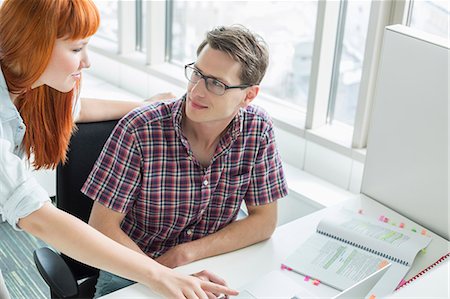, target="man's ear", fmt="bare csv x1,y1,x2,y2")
241,85,259,107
